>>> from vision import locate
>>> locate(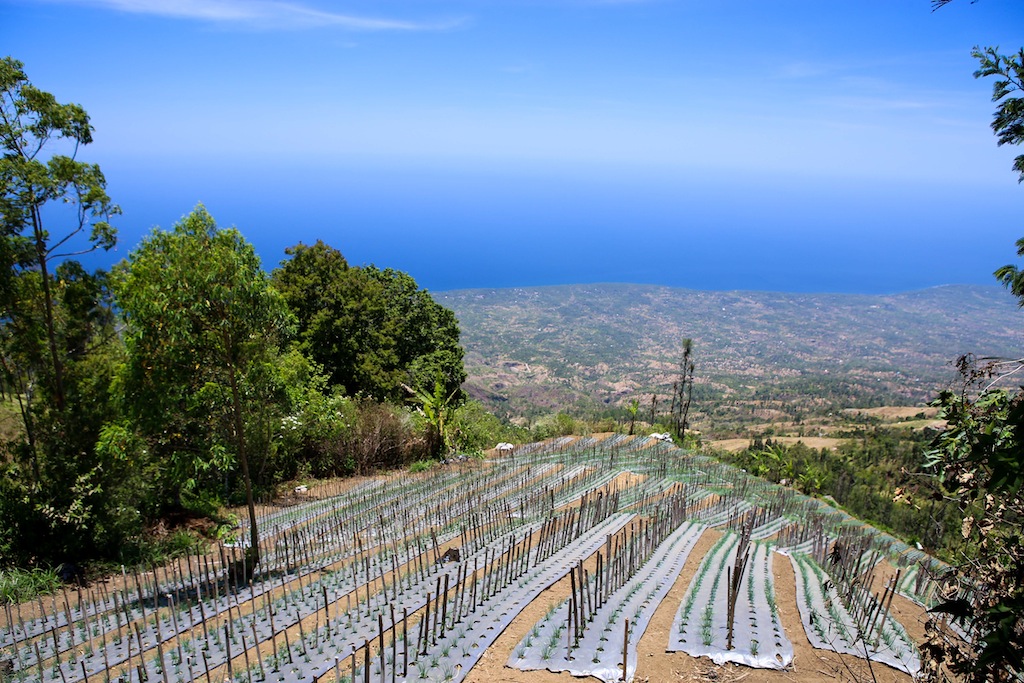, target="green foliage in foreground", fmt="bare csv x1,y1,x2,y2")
0,566,60,604
913,44,1024,683
919,376,1024,681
